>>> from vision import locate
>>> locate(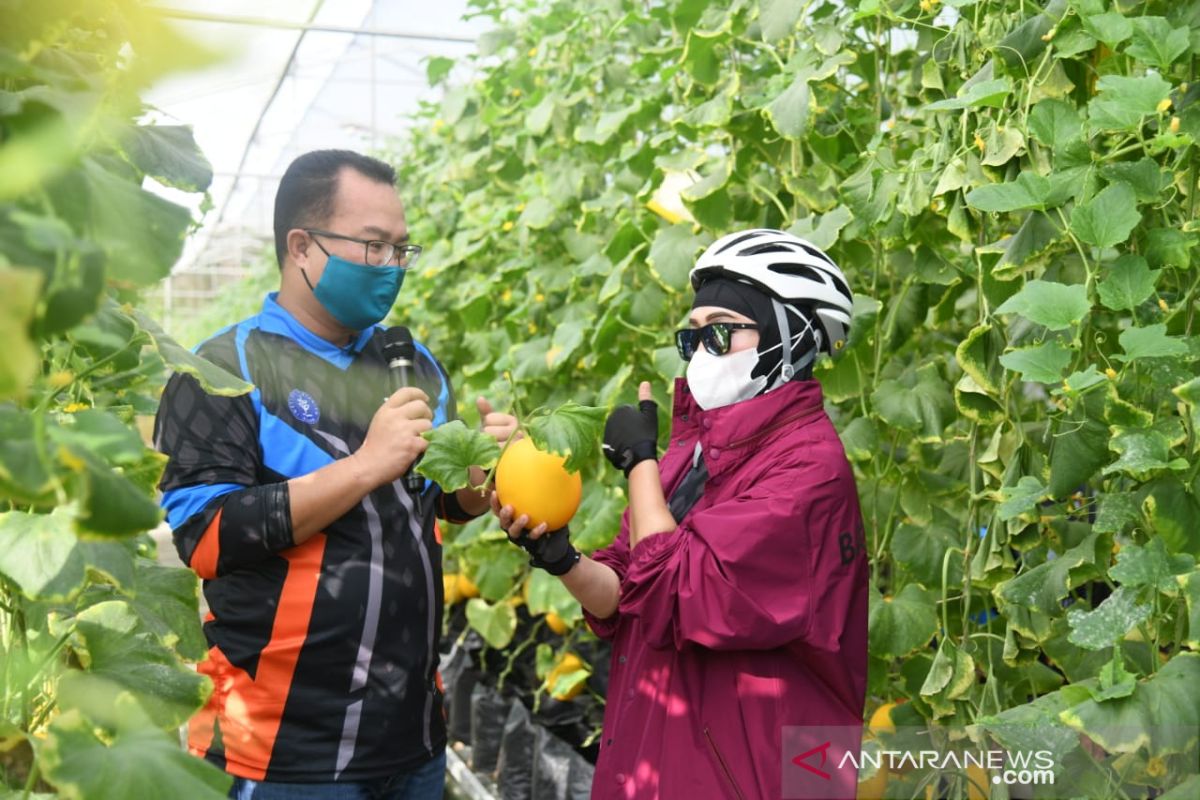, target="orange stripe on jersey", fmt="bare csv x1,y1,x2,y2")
433,521,443,545
190,507,223,580
189,533,327,780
